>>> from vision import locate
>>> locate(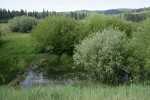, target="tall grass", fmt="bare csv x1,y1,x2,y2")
0,24,38,84
0,84,149,100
